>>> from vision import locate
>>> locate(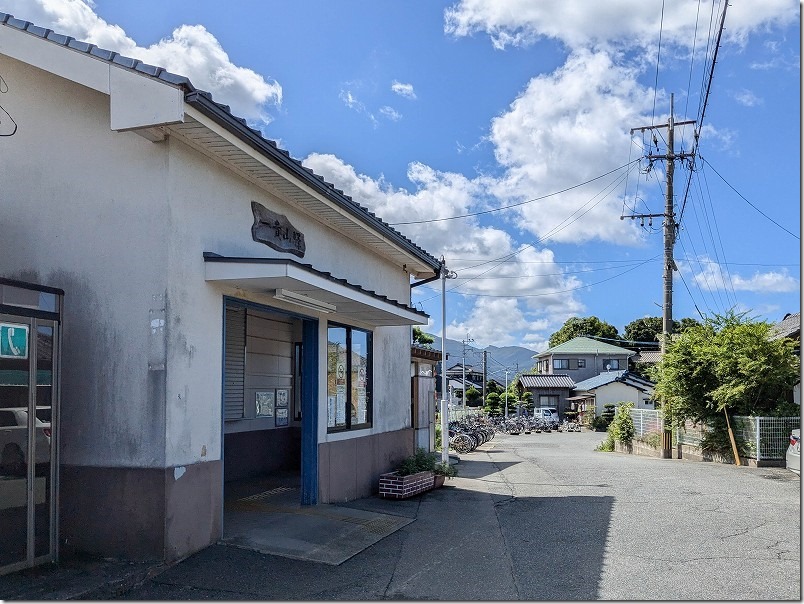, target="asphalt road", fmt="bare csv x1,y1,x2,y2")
117,430,801,600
